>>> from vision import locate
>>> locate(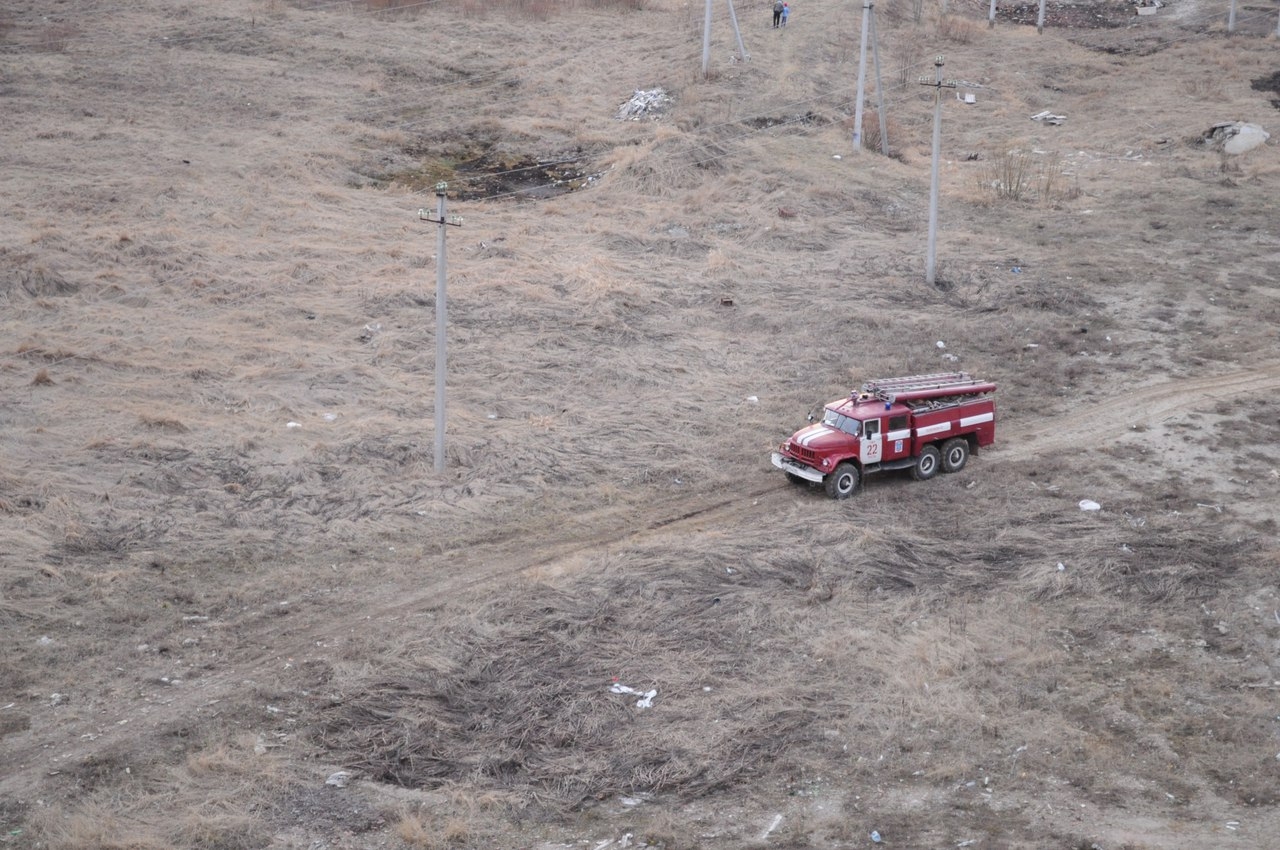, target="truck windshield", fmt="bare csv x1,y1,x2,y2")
822,409,861,438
